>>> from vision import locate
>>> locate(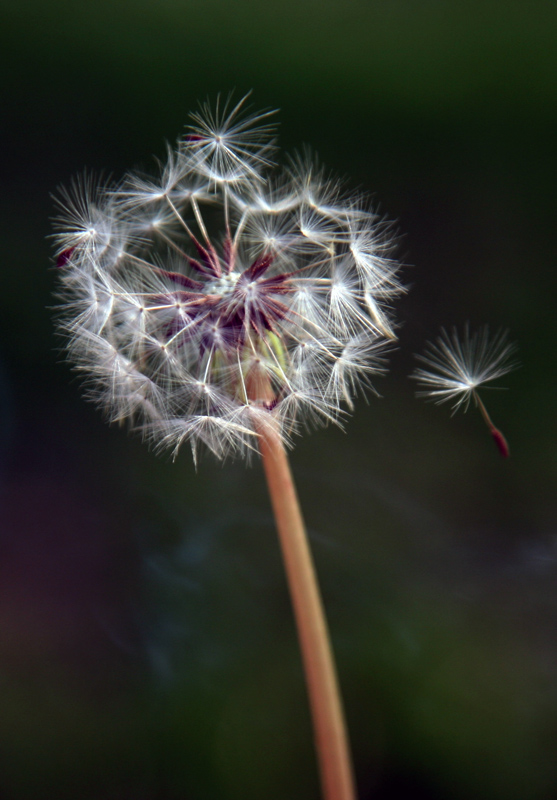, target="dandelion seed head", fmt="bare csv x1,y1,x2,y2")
53,94,401,461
